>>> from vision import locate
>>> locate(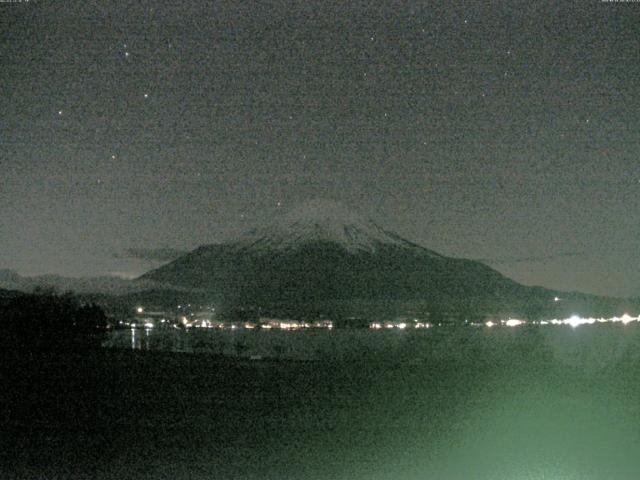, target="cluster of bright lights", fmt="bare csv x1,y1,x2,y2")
277,322,299,330
175,319,335,330
505,319,524,327
485,313,640,329
267,320,333,330
483,318,526,328
126,303,639,332
369,321,432,330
